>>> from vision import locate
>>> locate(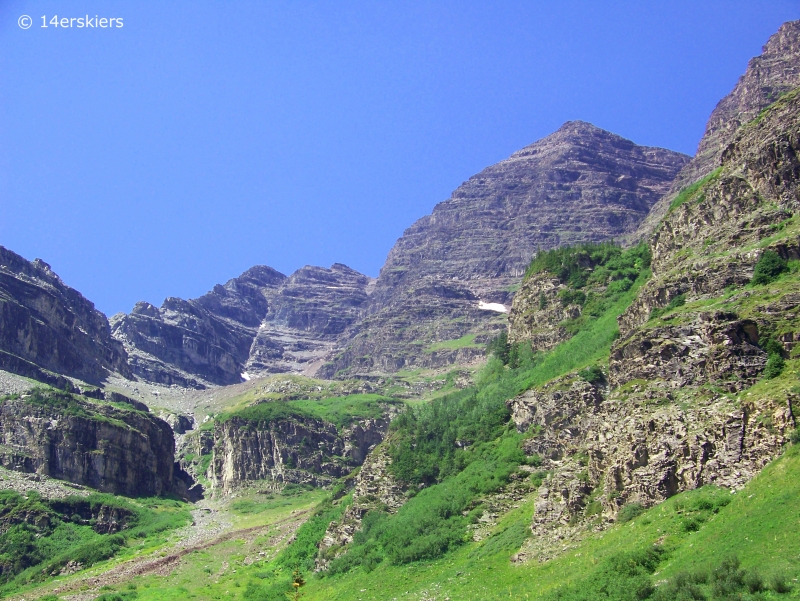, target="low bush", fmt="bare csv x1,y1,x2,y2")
578,365,605,385
752,250,788,285
617,502,645,523
649,294,686,320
